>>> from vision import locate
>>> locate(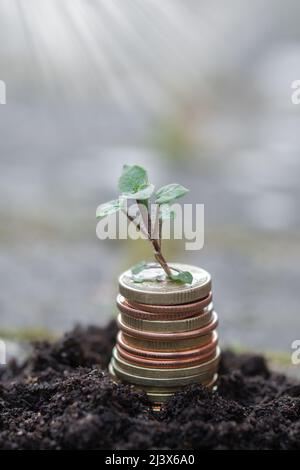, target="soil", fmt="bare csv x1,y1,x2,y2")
0,321,300,450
